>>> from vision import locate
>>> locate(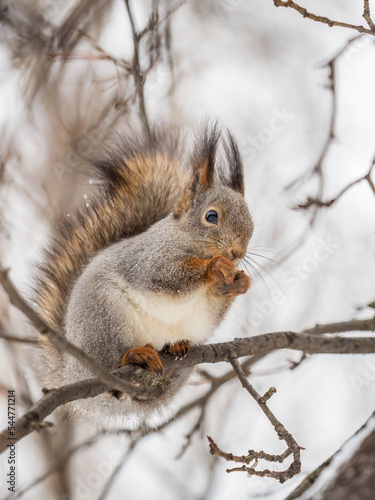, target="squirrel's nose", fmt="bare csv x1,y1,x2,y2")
230,248,245,261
